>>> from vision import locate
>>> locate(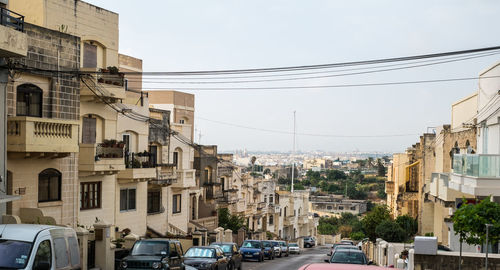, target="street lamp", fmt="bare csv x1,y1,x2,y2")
485,224,493,270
